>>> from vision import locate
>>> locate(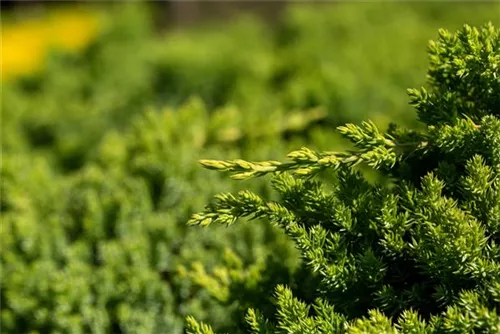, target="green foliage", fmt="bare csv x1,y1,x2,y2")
1,97,304,333
2,2,500,333
190,23,500,333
